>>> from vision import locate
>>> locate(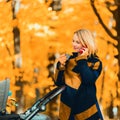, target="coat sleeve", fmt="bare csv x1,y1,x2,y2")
54,62,65,86
72,58,102,84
